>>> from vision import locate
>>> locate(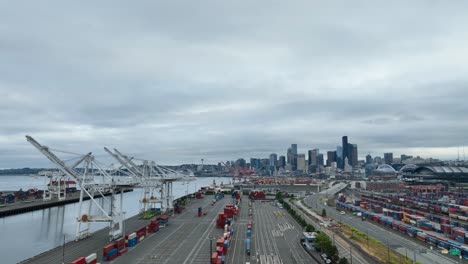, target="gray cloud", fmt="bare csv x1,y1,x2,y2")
1,1,468,167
